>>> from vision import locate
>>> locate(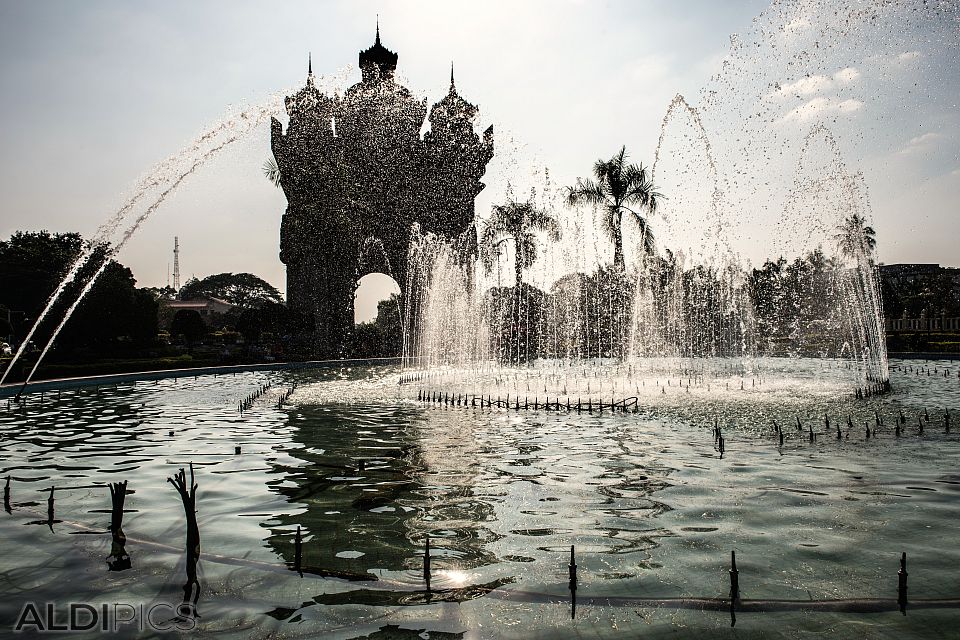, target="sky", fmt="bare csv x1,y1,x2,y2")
0,0,957,322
